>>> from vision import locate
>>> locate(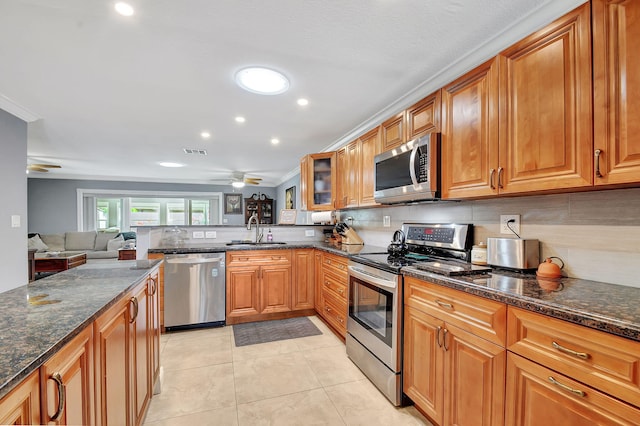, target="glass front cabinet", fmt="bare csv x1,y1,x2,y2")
300,152,337,211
